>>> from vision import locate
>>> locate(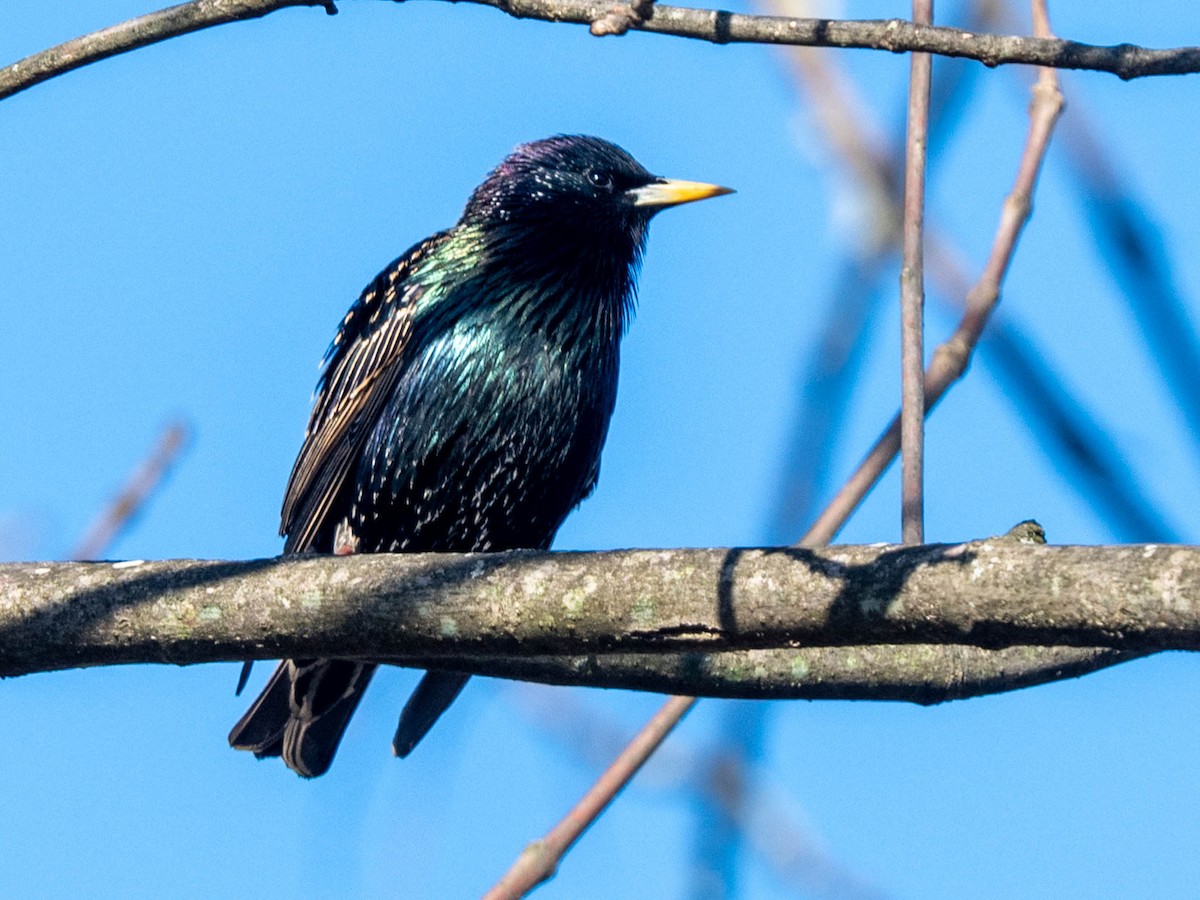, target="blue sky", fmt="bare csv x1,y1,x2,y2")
3,2,1200,897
